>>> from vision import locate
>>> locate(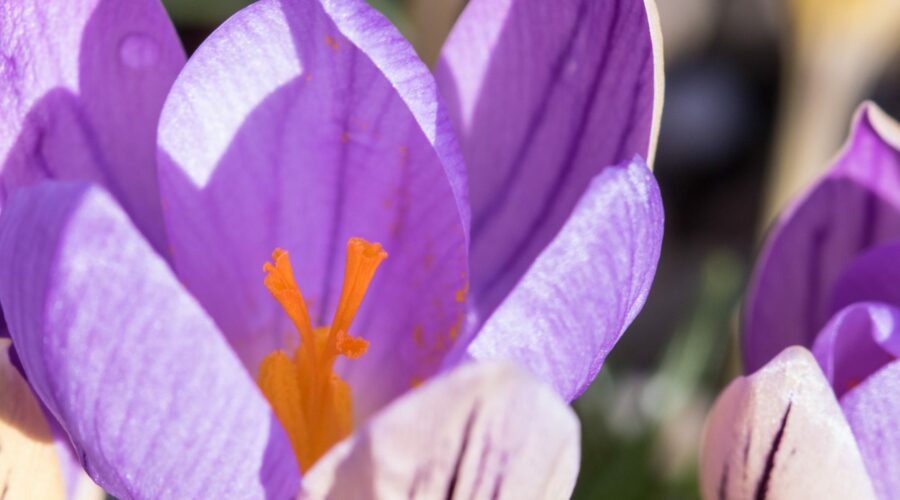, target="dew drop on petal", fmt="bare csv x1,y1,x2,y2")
118,33,159,69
